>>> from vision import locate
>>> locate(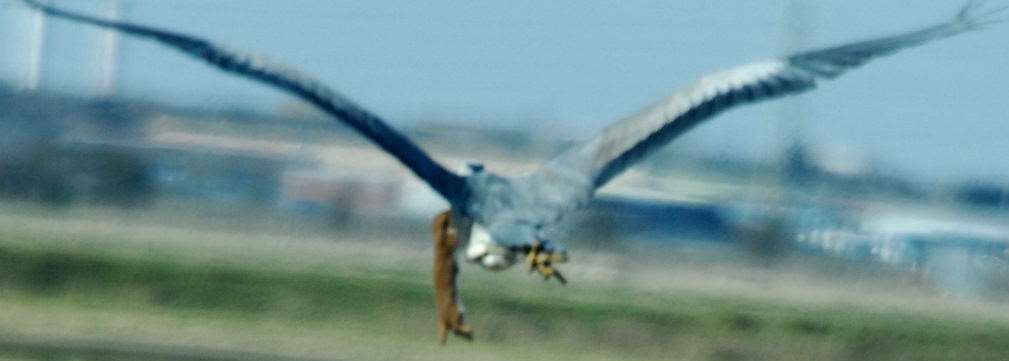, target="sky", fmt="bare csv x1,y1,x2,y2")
1,0,1007,184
